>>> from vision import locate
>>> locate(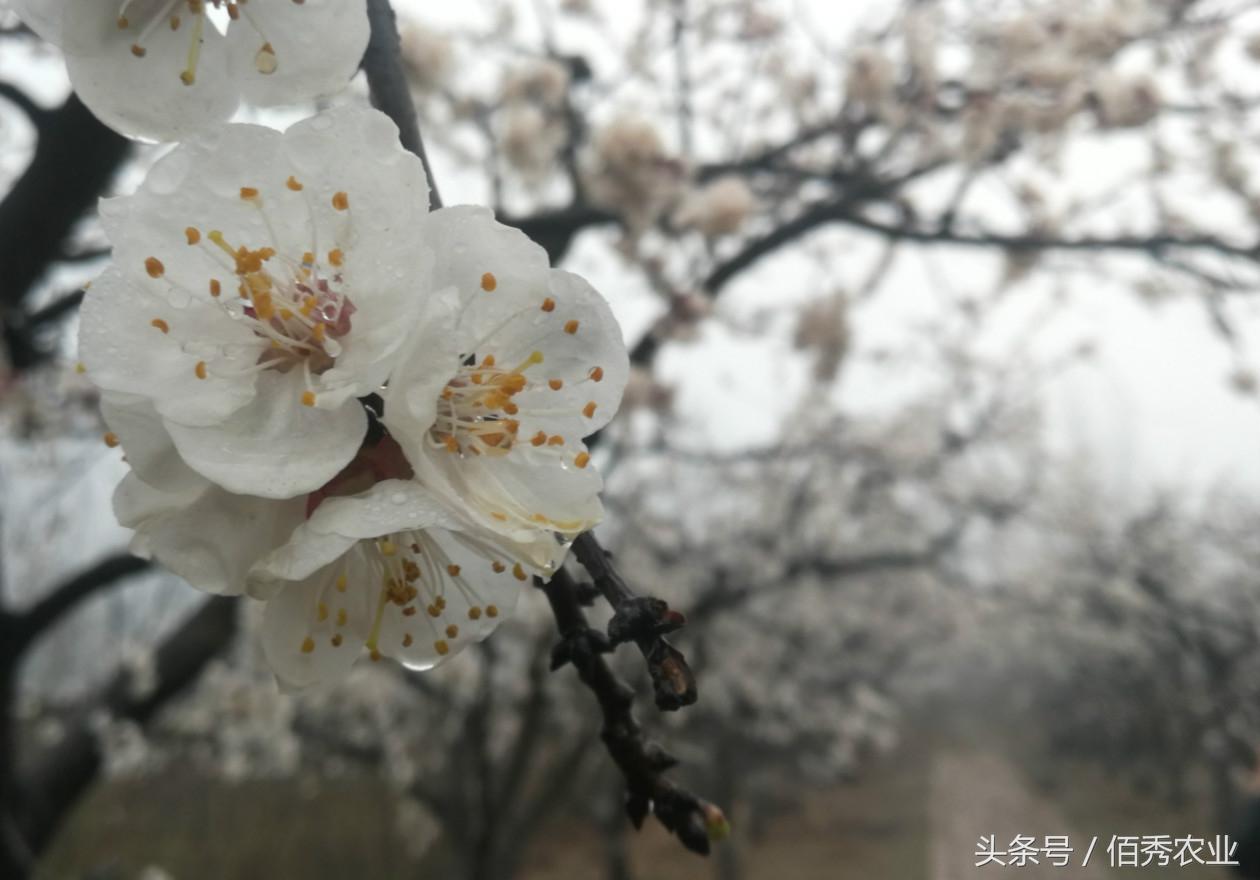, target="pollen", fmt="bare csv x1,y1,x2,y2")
547,435,565,446
446,564,461,577
486,605,499,618
575,452,591,469
180,70,195,86
301,637,315,654
286,176,303,191
434,640,450,656
541,297,556,312
328,249,344,267
150,318,170,334
480,272,497,292
445,624,459,639
332,191,349,211
194,361,208,380
239,186,260,201
531,431,547,446
427,604,440,618
209,279,221,297
75,362,86,374
331,634,343,647
337,609,348,626
131,44,146,57
564,320,580,334
589,366,604,382
300,390,316,407
118,16,130,28
402,634,414,648
184,226,201,245
583,401,597,418
513,563,528,582
144,257,165,278
103,432,120,448
469,607,483,620
492,561,506,573
380,540,398,556
549,379,563,391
